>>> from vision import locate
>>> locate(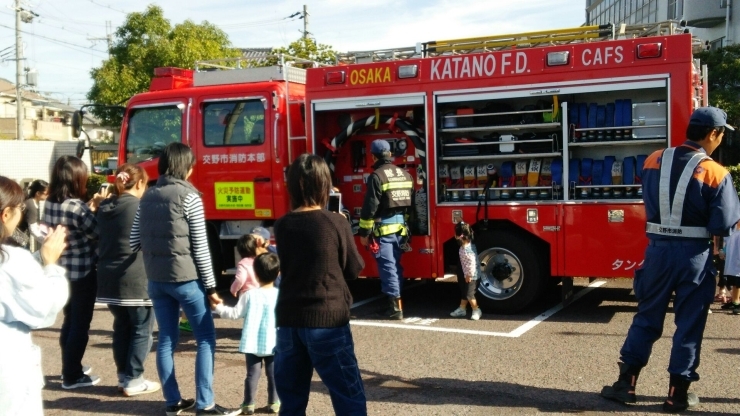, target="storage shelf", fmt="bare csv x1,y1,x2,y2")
568,139,665,147
437,199,564,206
569,197,643,201
443,108,552,119
574,124,666,132
440,152,561,161
573,184,642,189
443,138,554,147
446,186,553,192
440,122,560,133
